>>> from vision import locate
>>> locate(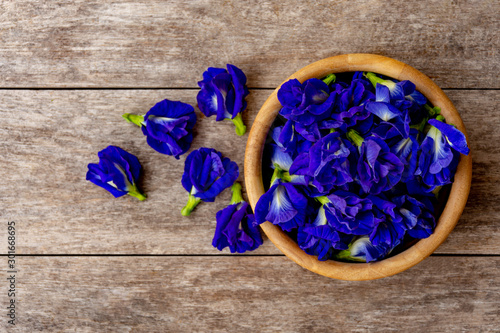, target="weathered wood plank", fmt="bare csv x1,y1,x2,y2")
0,90,497,254
0,0,498,88
3,256,499,332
